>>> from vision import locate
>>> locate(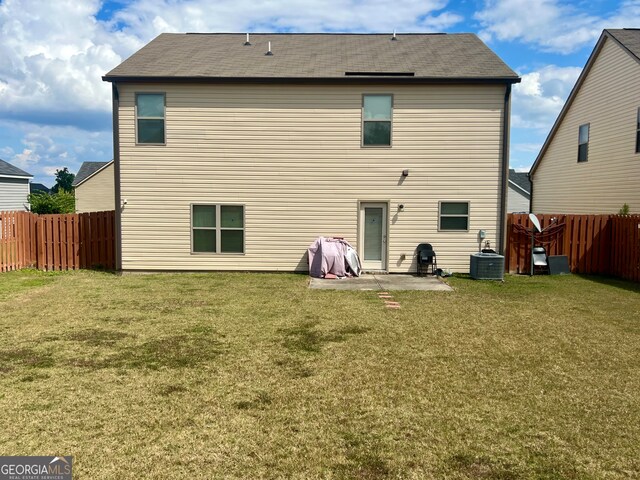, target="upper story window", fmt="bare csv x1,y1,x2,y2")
136,93,165,144
577,124,589,162
362,95,392,147
636,108,640,154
